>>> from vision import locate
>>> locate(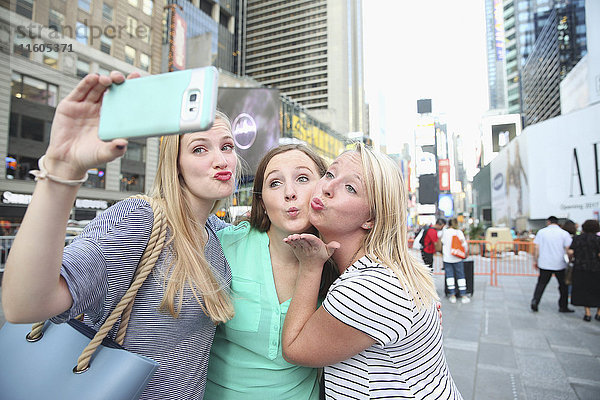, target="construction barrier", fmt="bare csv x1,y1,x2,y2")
408,238,538,287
